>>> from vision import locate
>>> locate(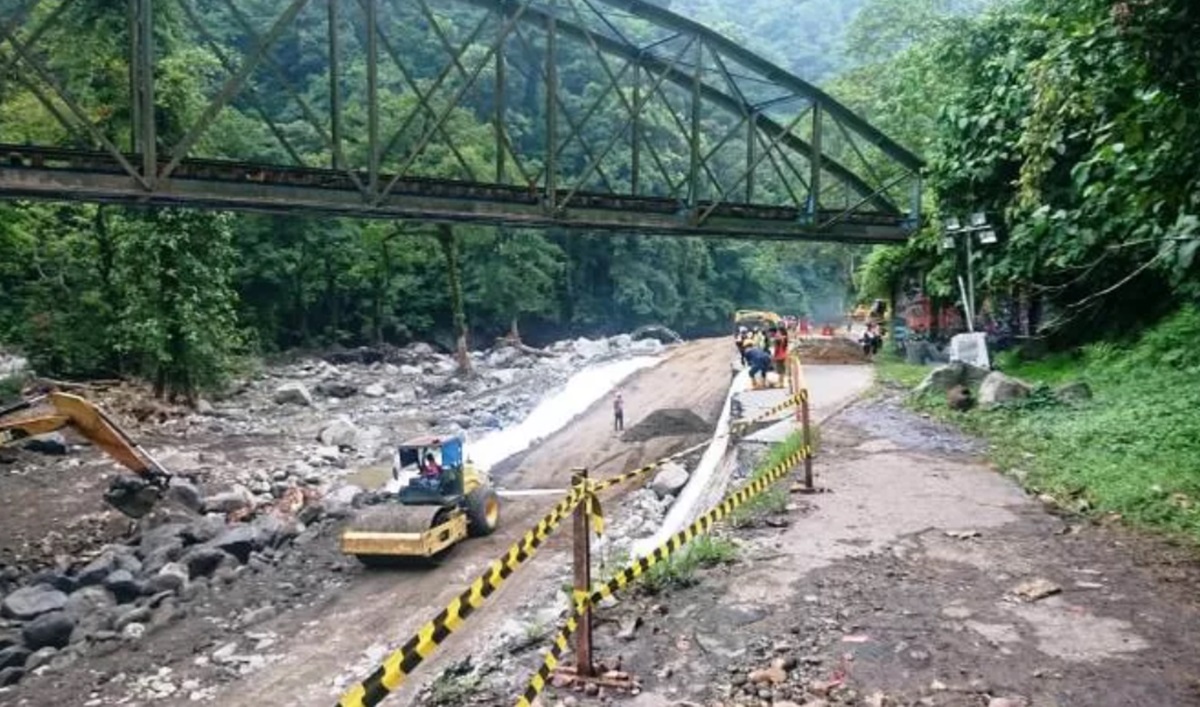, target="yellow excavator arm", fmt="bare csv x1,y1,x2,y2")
0,392,172,518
